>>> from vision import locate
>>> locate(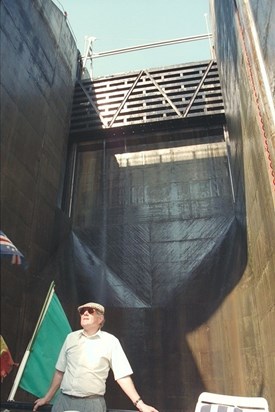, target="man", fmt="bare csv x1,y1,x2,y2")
33,302,158,412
